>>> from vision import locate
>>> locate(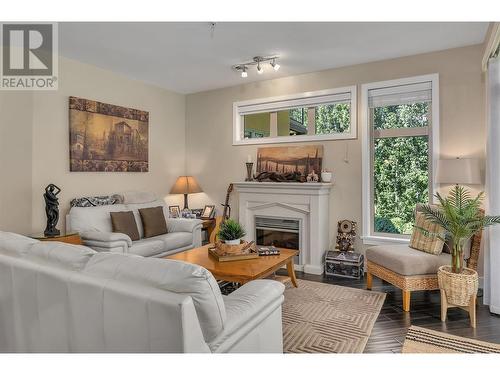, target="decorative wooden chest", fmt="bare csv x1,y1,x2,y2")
324,250,364,279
